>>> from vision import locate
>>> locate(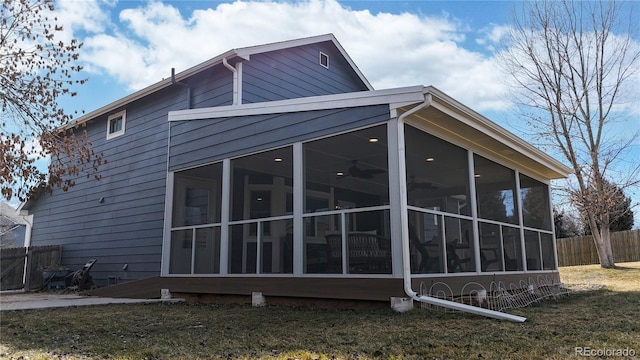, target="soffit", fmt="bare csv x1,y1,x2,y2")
400,93,572,181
